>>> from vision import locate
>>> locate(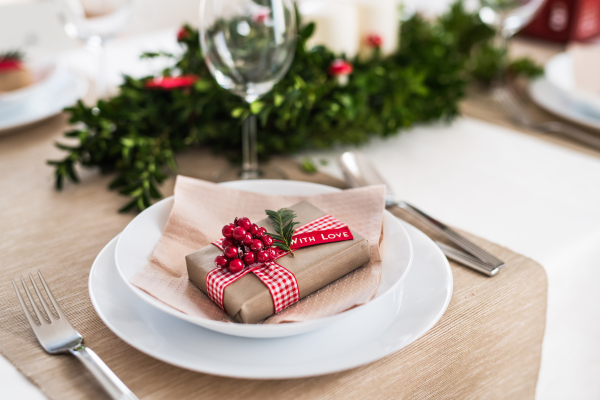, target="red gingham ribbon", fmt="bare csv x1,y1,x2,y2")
206,214,347,314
